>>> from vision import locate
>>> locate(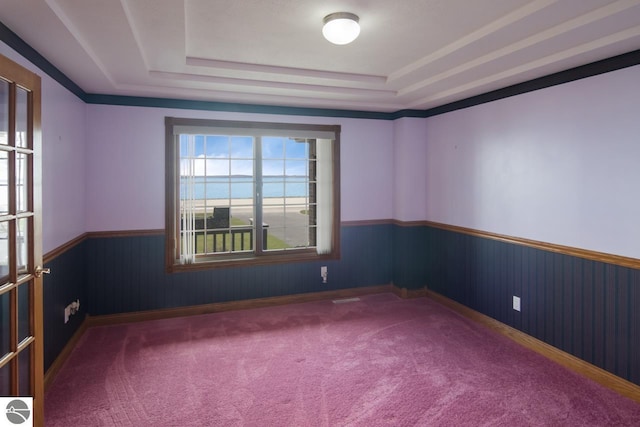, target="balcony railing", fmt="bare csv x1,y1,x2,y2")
194,225,268,253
